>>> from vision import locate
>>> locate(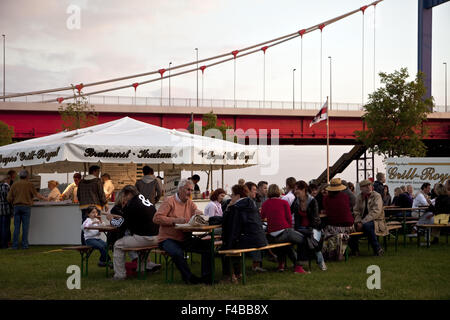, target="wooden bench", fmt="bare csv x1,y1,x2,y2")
63,246,94,277
218,242,292,284
121,245,159,279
